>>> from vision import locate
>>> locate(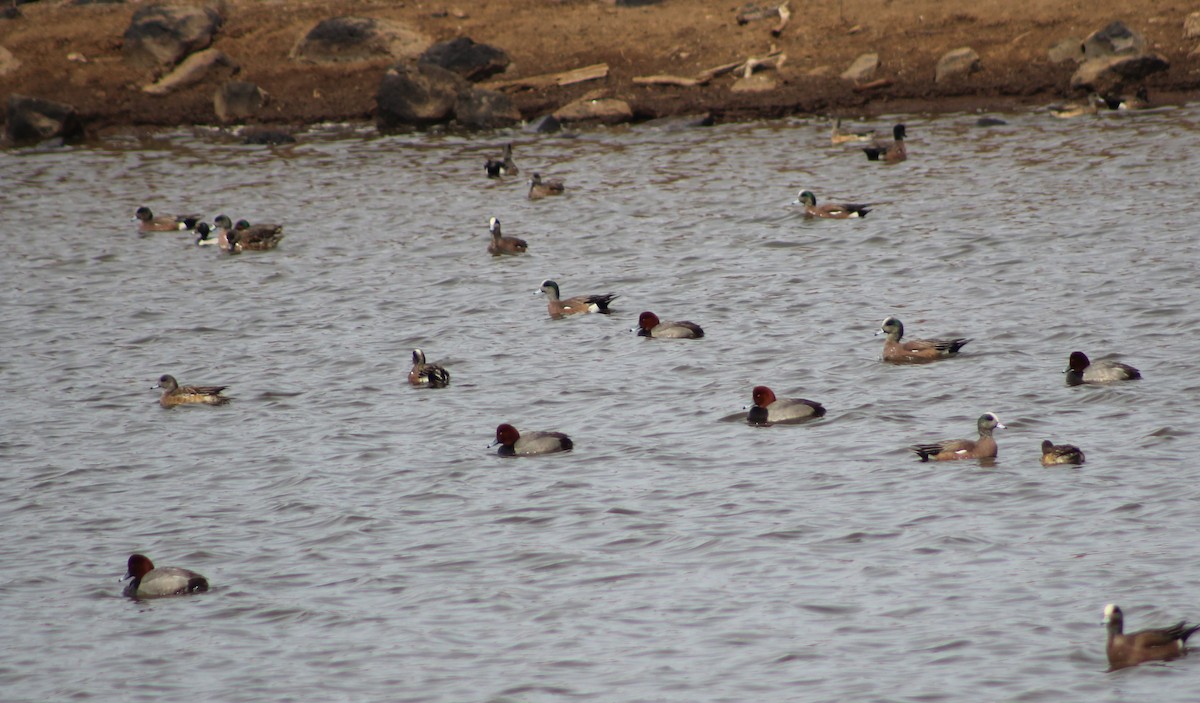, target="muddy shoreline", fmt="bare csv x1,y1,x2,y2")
2,0,1199,138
